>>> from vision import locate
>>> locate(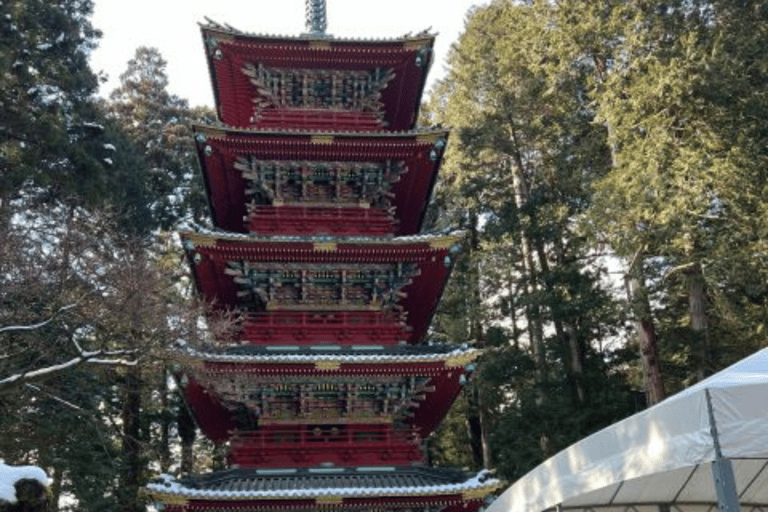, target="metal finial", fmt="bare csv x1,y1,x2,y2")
305,0,327,36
